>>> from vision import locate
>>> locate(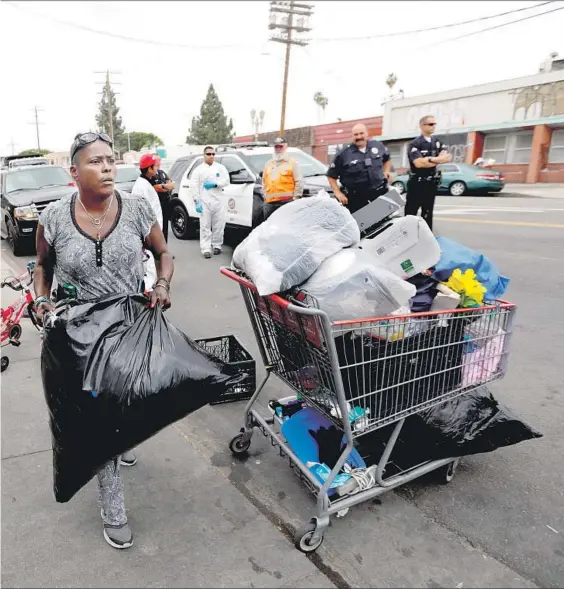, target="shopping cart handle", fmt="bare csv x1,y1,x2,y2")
220,266,254,288
220,267,291,309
